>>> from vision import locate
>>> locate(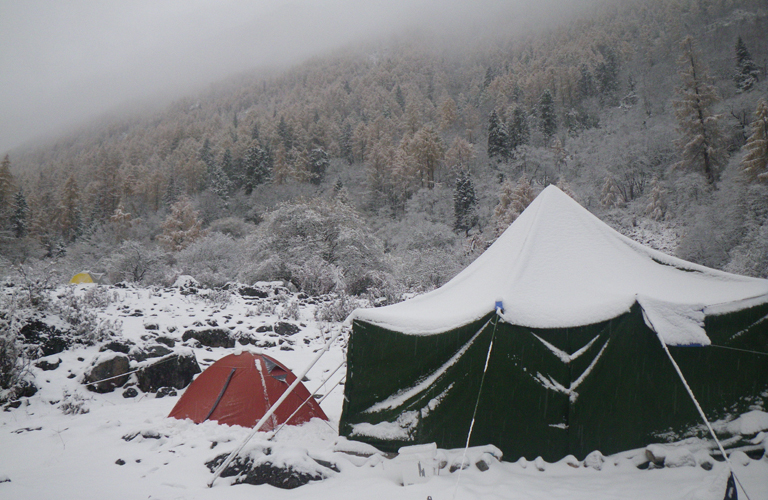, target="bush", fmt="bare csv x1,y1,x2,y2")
104,240,168,285
176,233,246,288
